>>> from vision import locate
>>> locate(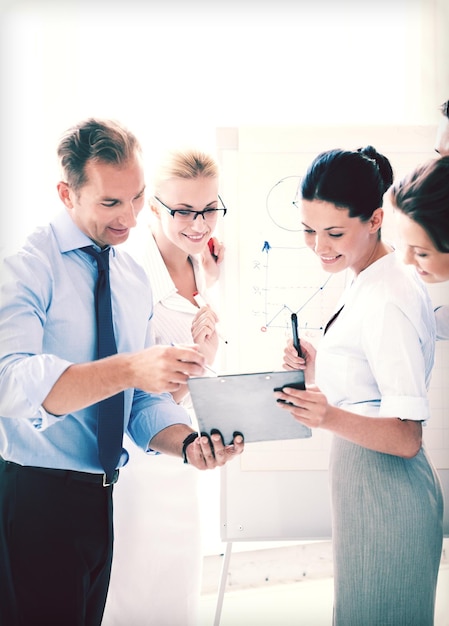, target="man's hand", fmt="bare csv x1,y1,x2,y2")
129,344,206,394
42,344,206,417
